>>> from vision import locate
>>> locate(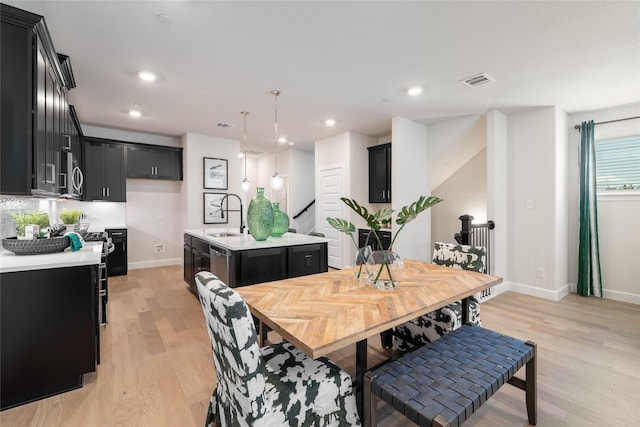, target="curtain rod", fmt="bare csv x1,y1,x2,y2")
573,115,640,130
